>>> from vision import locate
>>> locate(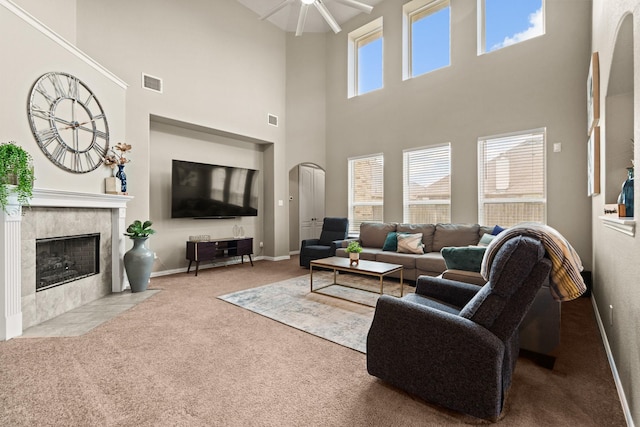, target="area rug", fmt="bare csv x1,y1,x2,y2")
218,271,407,353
